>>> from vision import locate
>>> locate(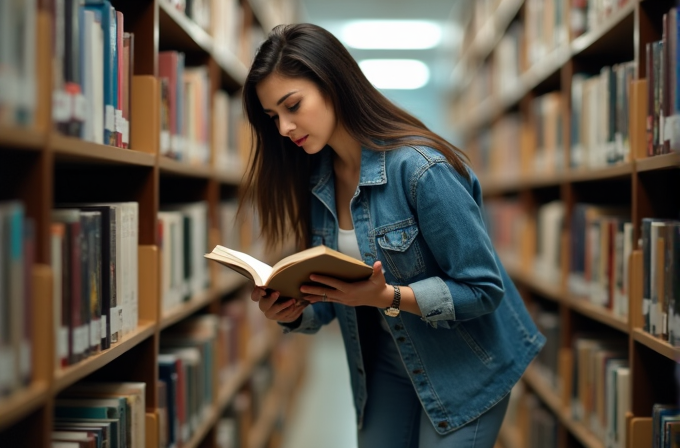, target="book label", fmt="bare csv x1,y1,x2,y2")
101,315,107,339
73,93,87,121
105,105,115,132
52,90,71,122
58,327,69,360
90,318,101,347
